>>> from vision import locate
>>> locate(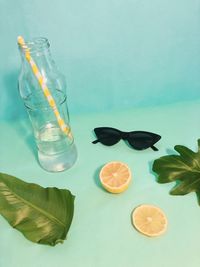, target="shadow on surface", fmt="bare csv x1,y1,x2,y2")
148,159,155,177
3,69,26,119
14,119,38,160
93,164,106,191
148,148,177,182
148,147,177,181
3,69,38,160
